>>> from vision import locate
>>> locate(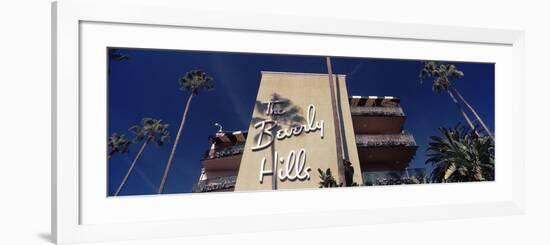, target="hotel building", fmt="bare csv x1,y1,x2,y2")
349,96,422,185
193,72,420,193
